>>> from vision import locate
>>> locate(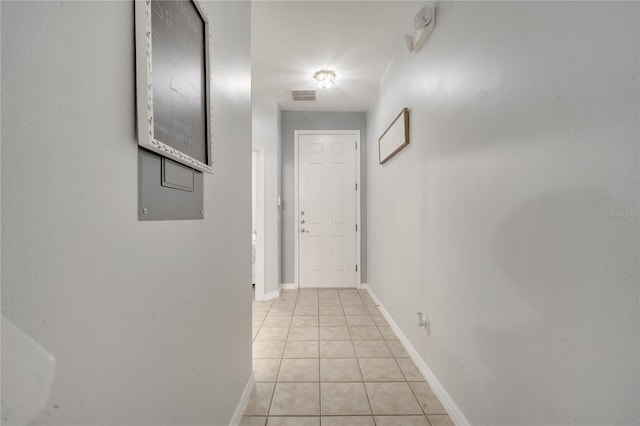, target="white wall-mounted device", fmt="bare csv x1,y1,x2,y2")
416,312,431,335
403,4,436,53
